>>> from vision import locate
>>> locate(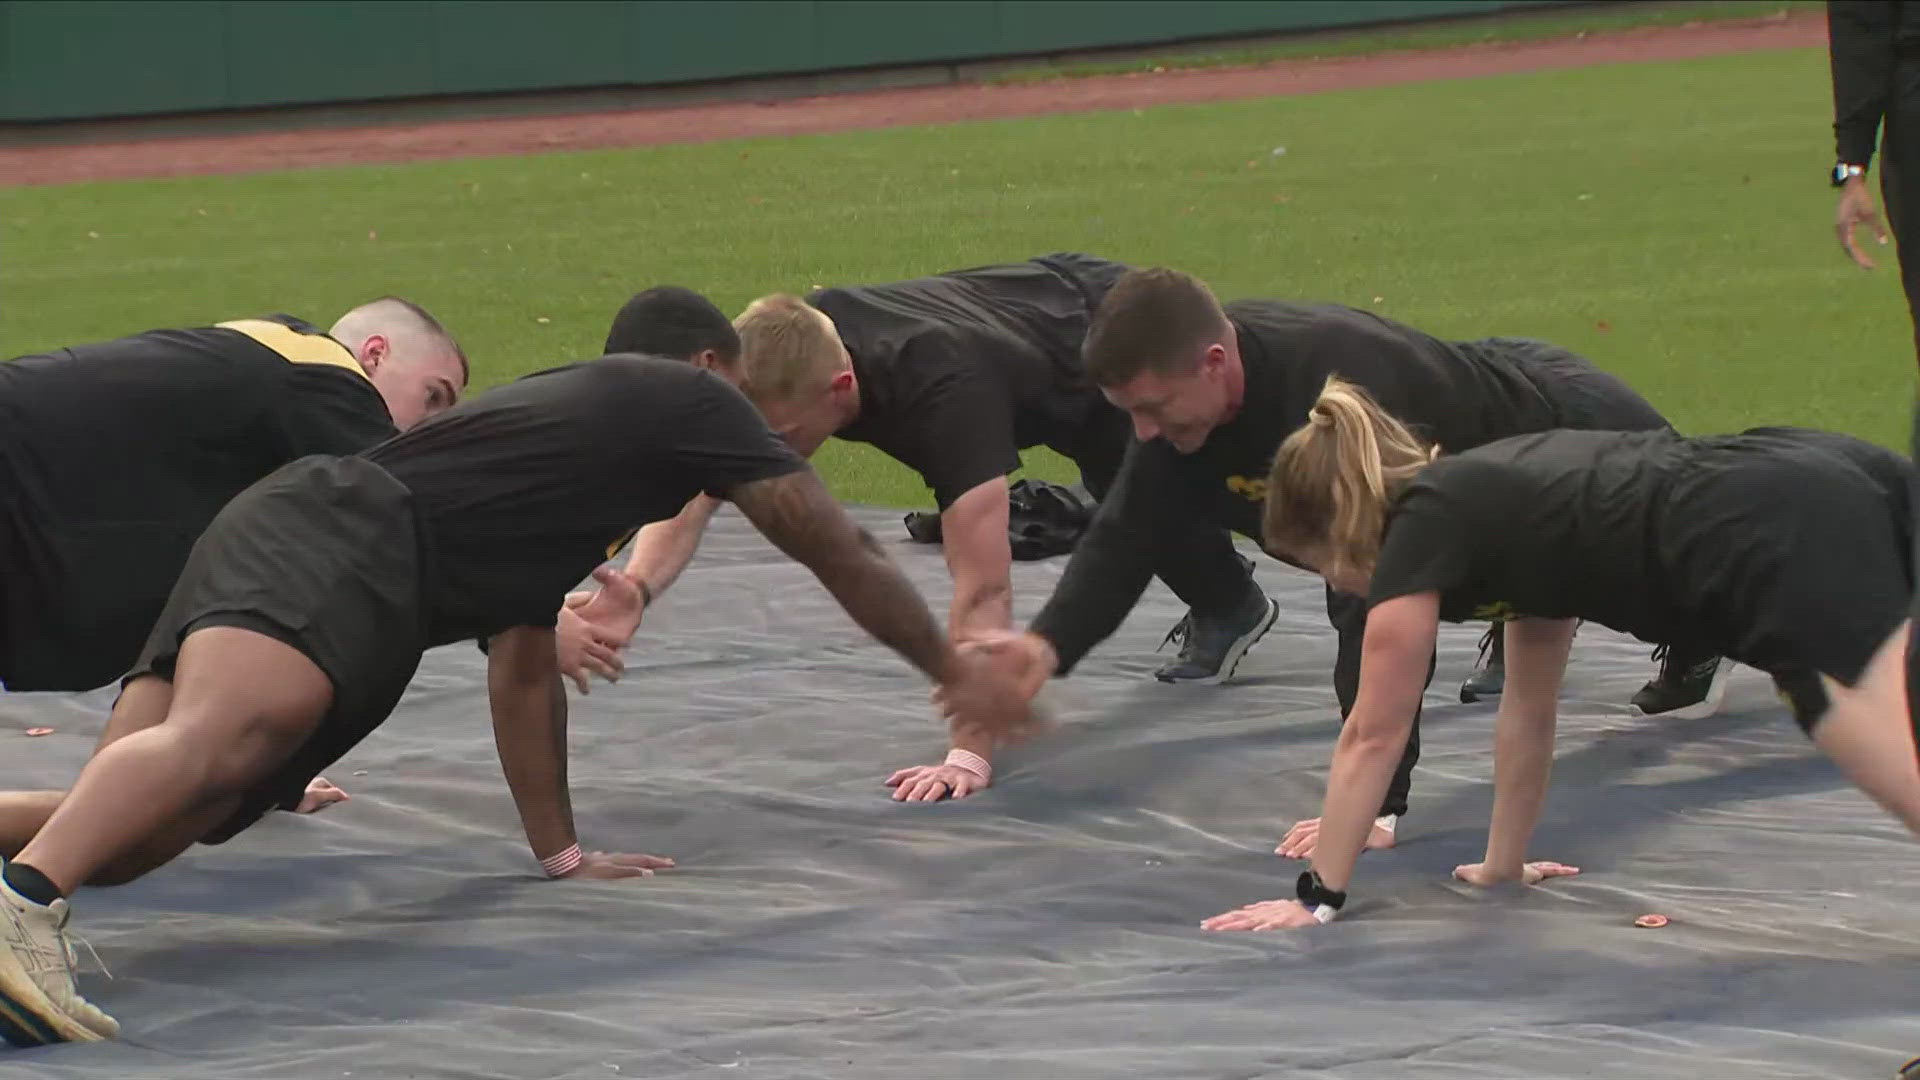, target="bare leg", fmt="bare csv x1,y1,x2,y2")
15,627,331,894
0,676,180,859
1812,621,1920,836
0,795,64,860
